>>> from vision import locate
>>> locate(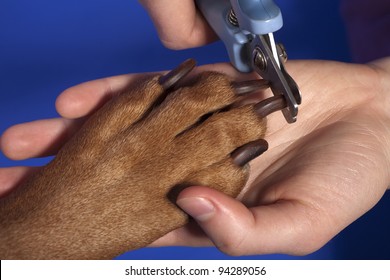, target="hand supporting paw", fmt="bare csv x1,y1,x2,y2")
0,59,281,259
